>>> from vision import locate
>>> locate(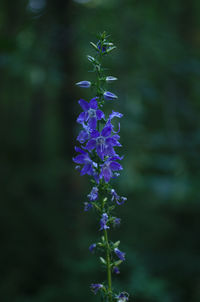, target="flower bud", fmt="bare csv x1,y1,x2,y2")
106,76,118,82
76,81,91,88
104,91,118,101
